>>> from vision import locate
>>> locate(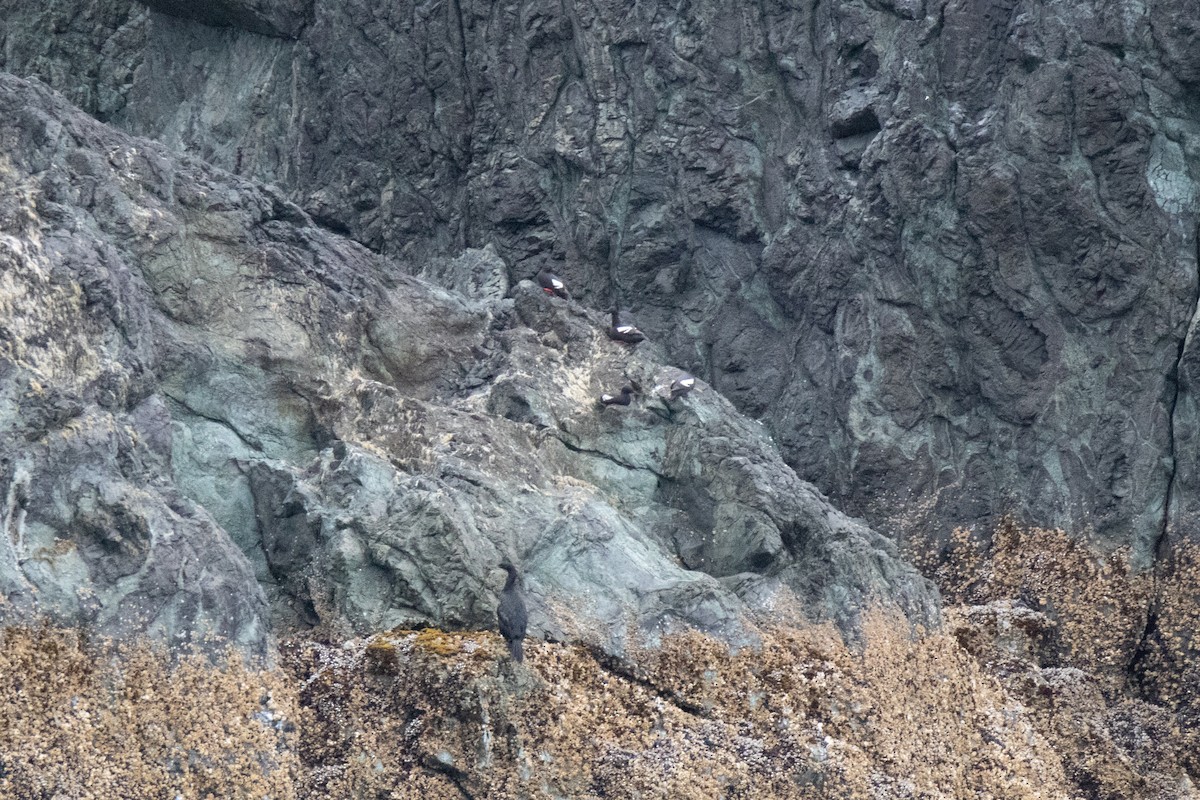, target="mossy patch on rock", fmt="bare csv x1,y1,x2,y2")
365,628,494,672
